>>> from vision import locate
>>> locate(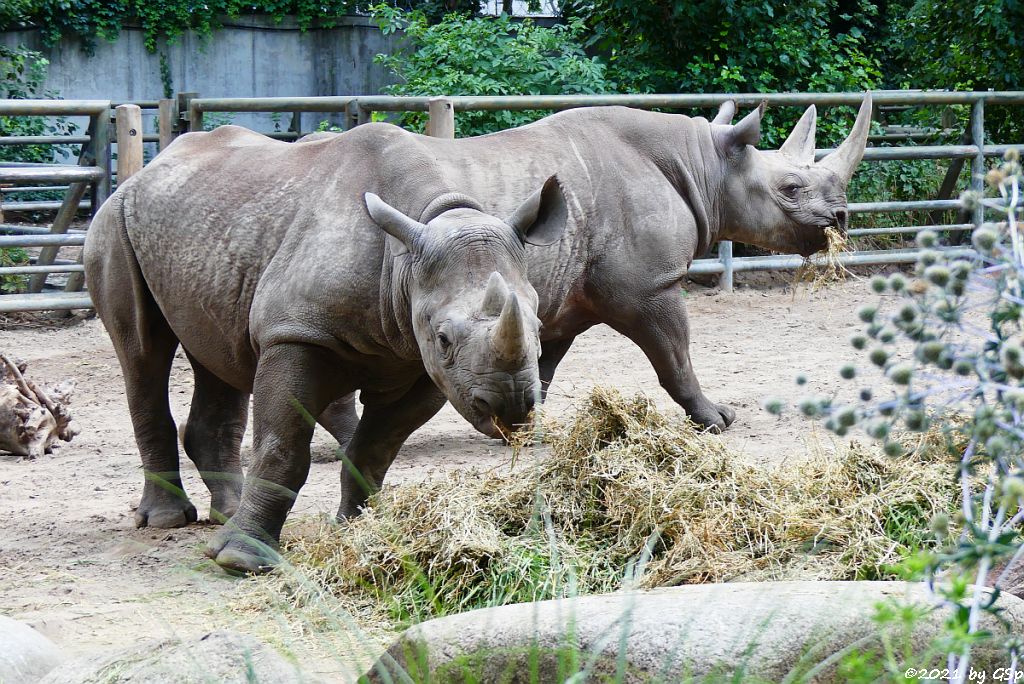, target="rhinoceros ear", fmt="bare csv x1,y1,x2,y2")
717,101,764,156
365,192,425,256
506,175,567,247
711,100,737,125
